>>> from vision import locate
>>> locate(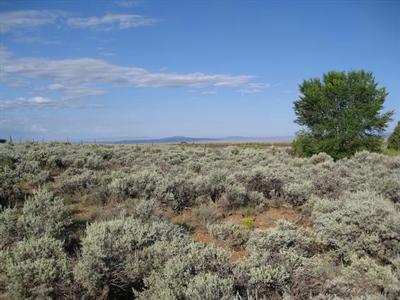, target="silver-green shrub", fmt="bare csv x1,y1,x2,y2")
324,255,400,298
1,236,69,299
208,222,249,247
185,272,235,300
139,241,231,299
0,207,18,249
235,221,318,297
312,191,400,261
19,189,72,240
74,217,185,296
